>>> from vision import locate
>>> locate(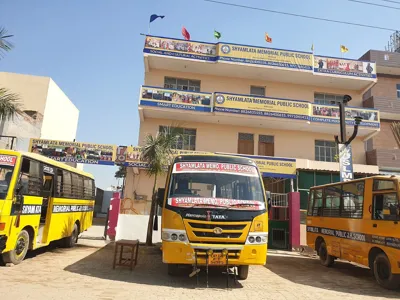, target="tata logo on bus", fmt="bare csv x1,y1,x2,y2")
339,144,353,182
